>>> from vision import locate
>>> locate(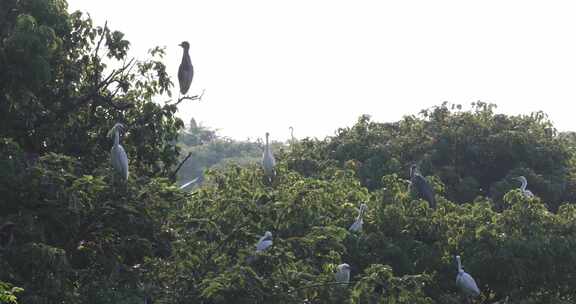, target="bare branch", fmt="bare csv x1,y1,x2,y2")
173,89,205,106
93,21,108,60
100,58,135,91
171,152,192,180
